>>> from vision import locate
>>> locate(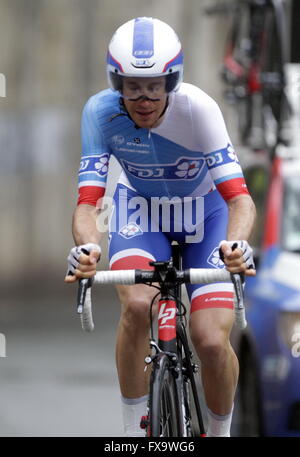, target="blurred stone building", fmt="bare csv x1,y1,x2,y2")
0,0,230,289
